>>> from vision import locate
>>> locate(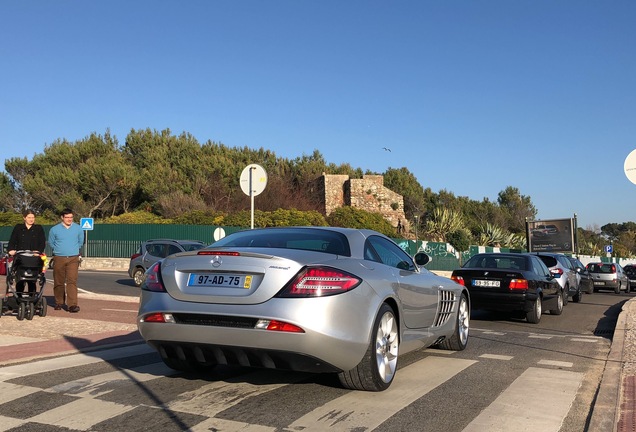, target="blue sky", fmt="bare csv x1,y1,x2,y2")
1,1,634,230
